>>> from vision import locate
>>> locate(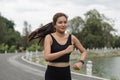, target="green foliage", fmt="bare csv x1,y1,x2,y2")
0,43,8,53
26,44,43,51
82,9,115,48
68,9,116,48
113,36,120,48
68,16,84,34
4,29,22,47
0,14,22,53
21,21,32,48
8,45,17,52
0,15,14,29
